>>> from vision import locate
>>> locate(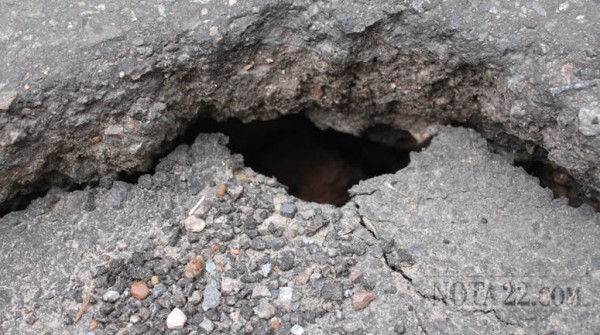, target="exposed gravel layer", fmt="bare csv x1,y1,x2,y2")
1,127,598,334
